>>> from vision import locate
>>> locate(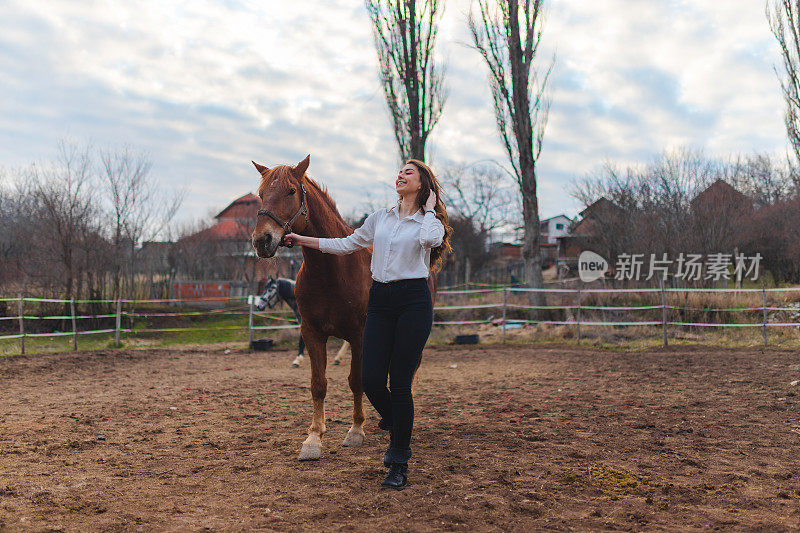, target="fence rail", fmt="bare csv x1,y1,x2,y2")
2,285,800,354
